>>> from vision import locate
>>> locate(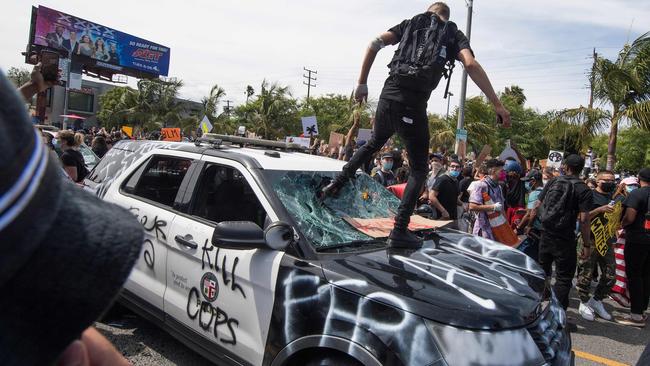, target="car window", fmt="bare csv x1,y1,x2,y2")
125,155,192,207
191,163,267,228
